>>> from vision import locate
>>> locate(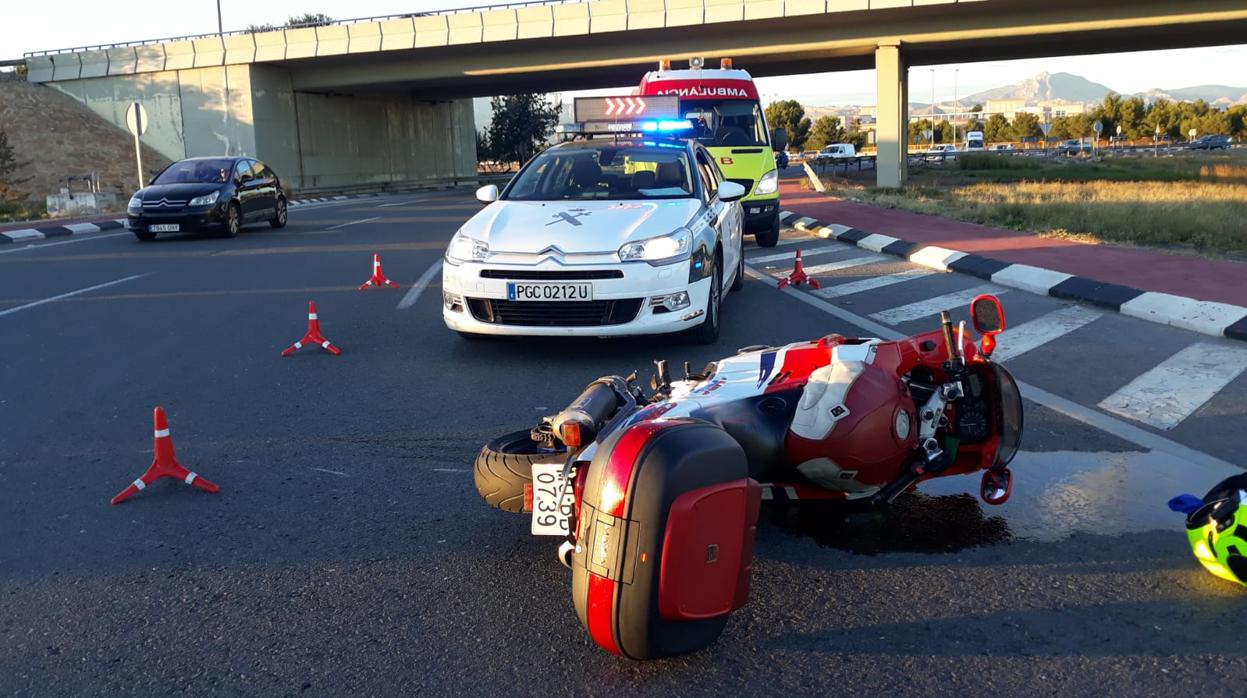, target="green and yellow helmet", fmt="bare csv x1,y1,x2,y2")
1180,474,1247,585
